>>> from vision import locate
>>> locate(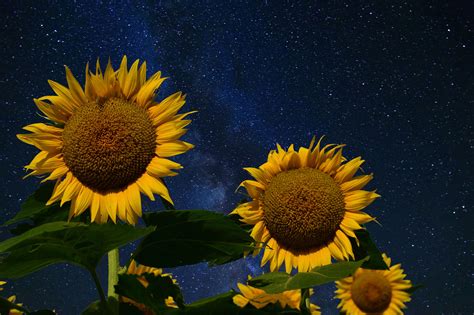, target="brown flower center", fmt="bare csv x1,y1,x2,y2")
62,97,156,192
351,271,392,313
263,168,345,252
